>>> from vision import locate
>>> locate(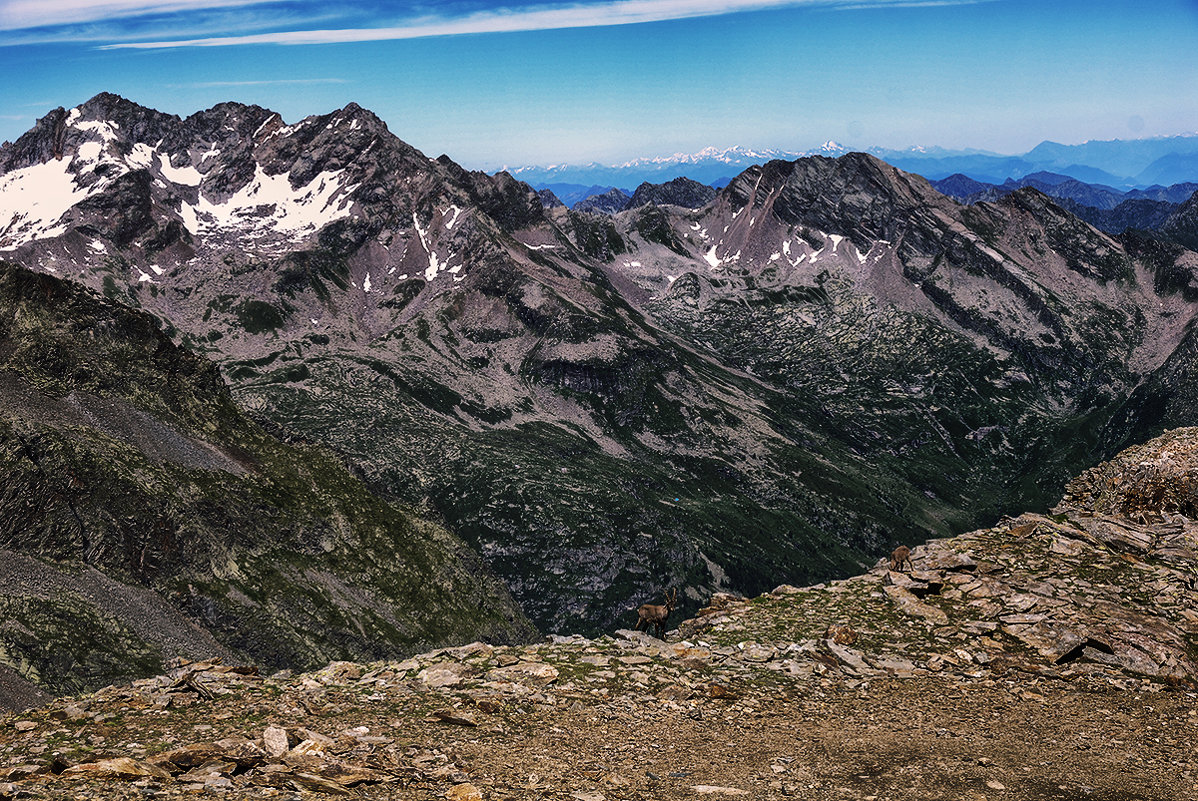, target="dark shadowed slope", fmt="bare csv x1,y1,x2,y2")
0,262,533,699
